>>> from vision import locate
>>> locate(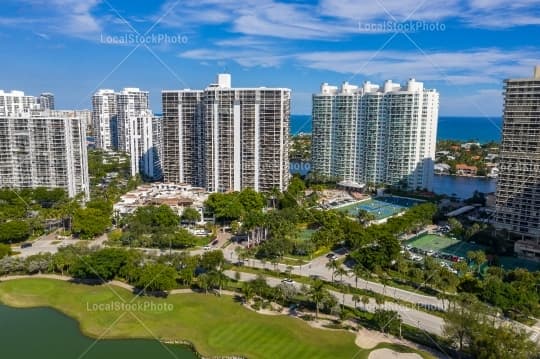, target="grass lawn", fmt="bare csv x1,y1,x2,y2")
0,279,359,359
0,278,436,359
